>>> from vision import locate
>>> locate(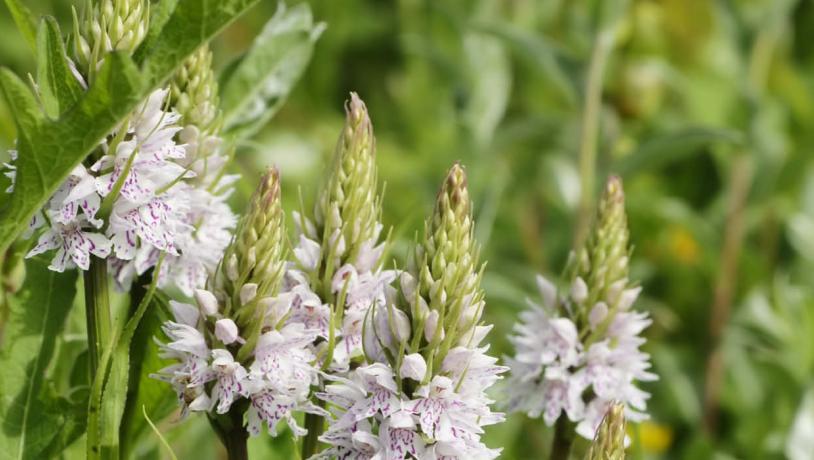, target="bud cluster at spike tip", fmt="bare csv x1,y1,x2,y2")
171,45,220,130
152,168,325,439
285,92,393,371
317,91,380,265
3,28,238,297
74,0,149,74
213,166,286,321
585,403,627,460
315,163,508,460
567,176,631,329
505,176,657,441
416,163,484,363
